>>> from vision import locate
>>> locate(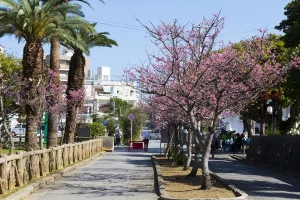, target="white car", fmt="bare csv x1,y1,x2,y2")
12,123,26,136
12,124,62,137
